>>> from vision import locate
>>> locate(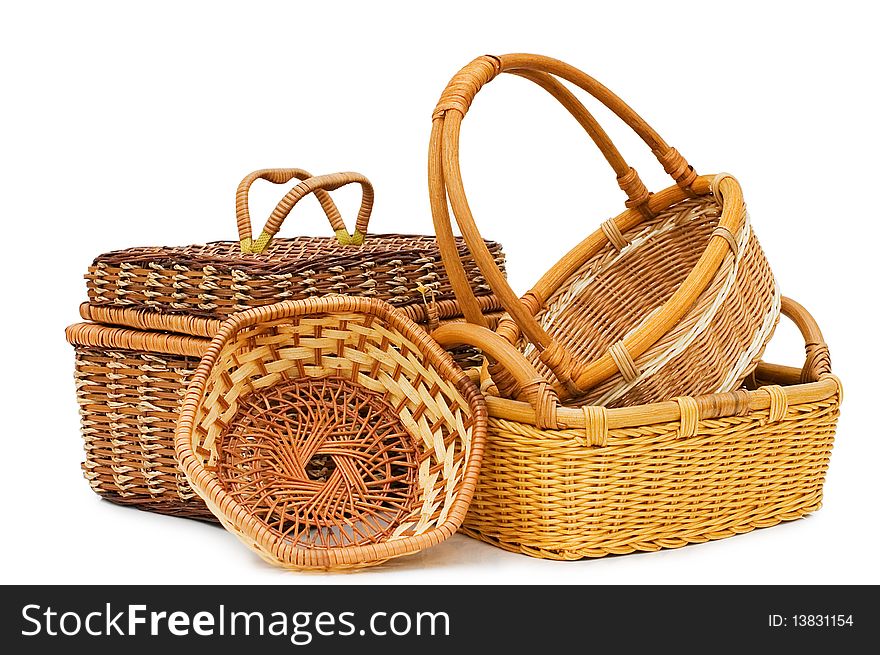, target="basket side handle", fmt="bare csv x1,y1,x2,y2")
239,172,374,254
432,322,560,429
780,297,832,383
